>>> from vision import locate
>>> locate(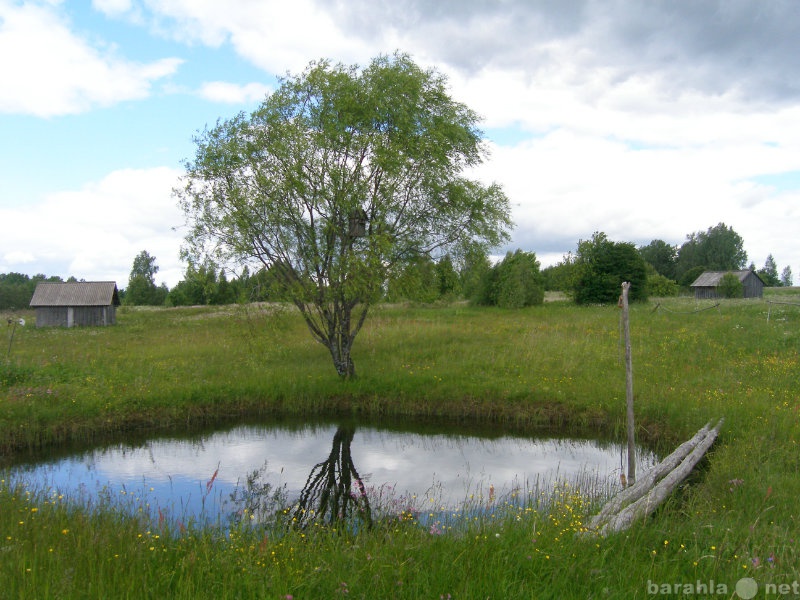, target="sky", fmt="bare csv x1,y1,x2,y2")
1,0,799,289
